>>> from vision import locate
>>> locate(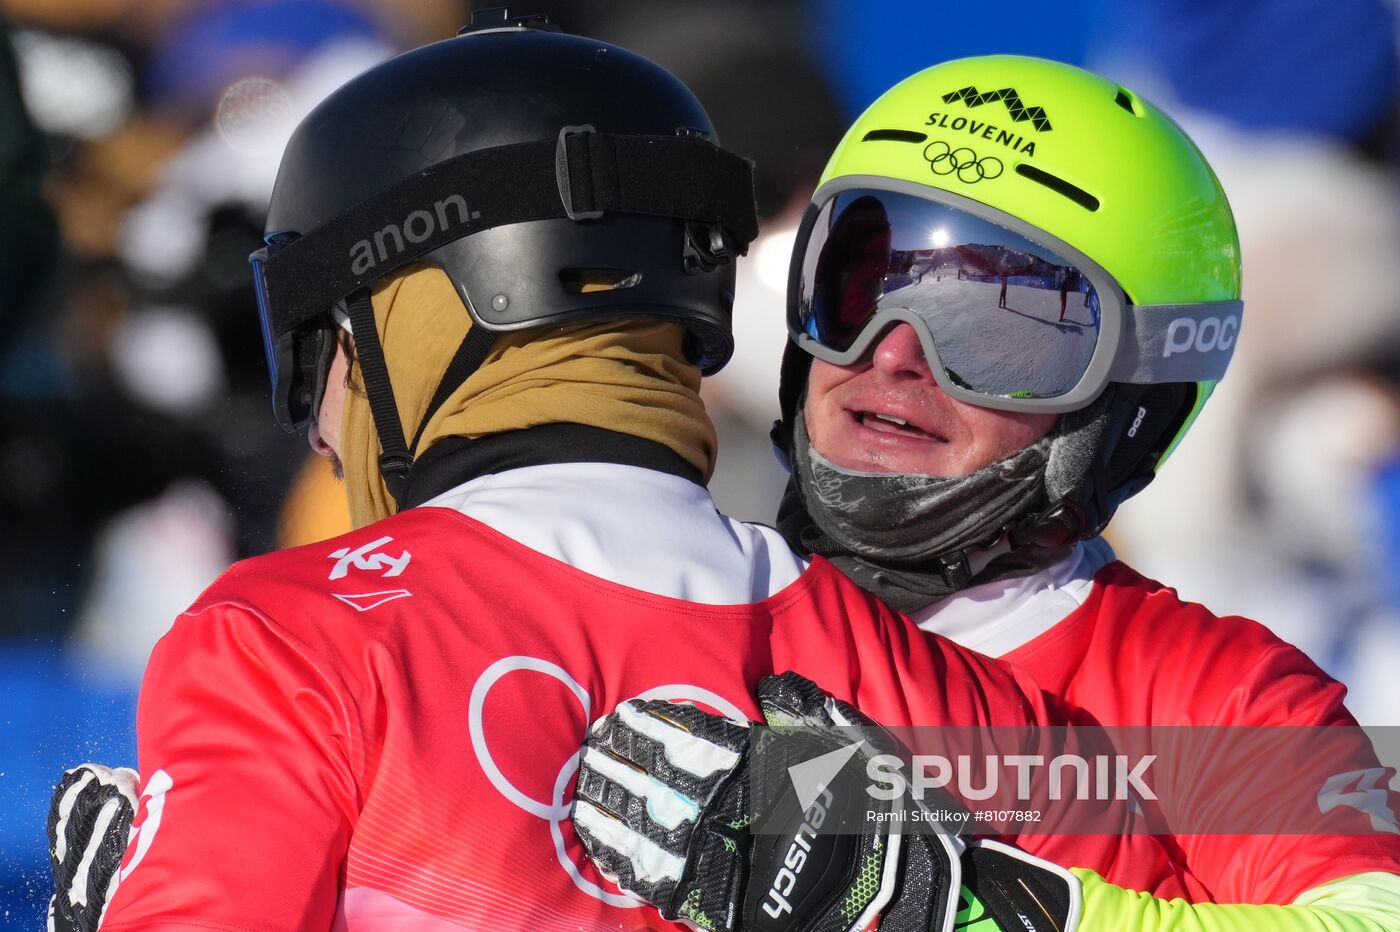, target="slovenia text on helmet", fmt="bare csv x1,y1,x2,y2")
776,54,1242,561
250,11,759,503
